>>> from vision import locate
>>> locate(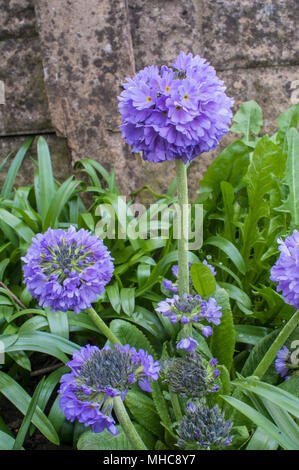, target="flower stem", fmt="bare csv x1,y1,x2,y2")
175,159,189,296
113,396,147,450
253,309,299,379
87,307,122,346
169,388,183,422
